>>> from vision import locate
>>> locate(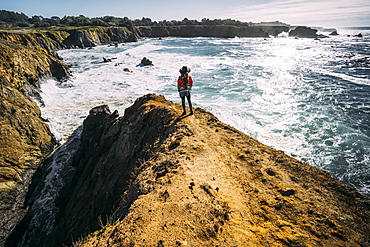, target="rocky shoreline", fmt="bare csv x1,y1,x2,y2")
1,25,368,247
135,25,272,38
